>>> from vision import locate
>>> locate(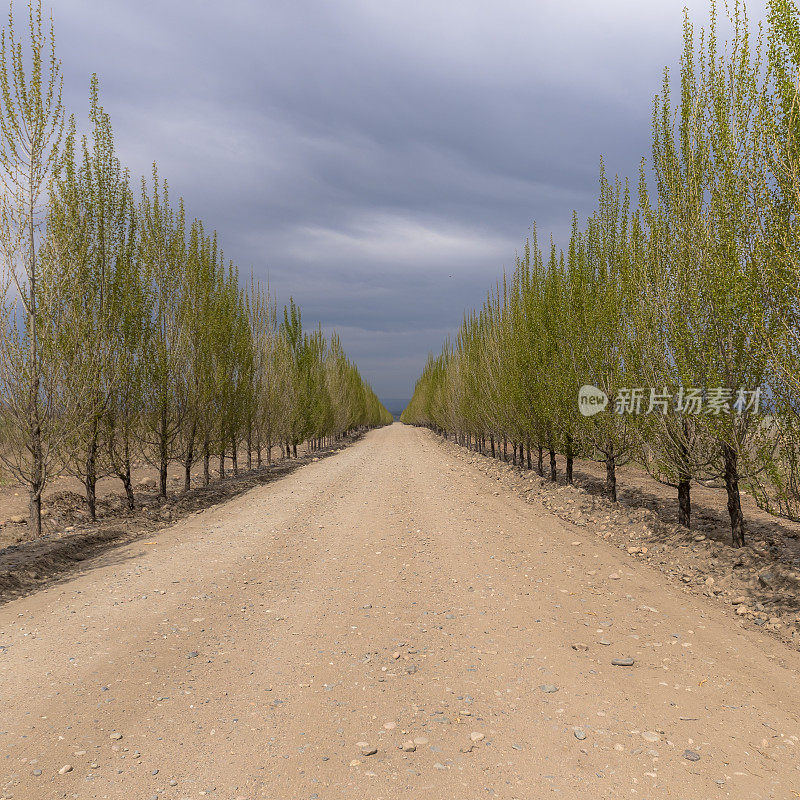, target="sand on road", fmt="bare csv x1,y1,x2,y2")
1,423,799,799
